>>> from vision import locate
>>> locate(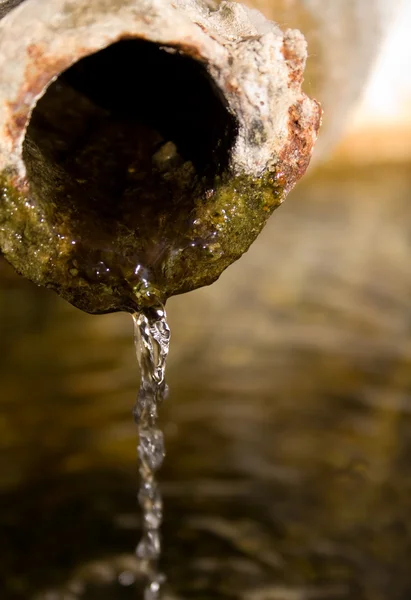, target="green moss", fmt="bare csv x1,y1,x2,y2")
0,170,57,285
163,170,285,298
0,165,285,314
